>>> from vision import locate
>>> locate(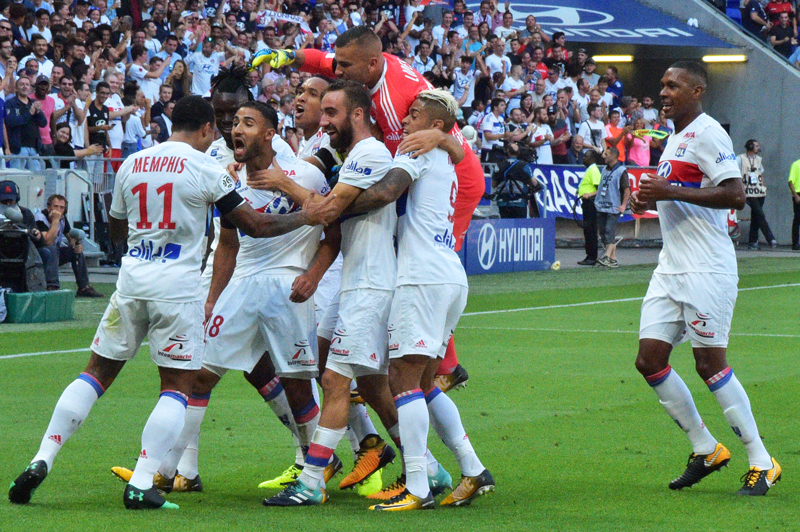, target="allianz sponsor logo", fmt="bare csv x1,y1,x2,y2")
345,160,372,175
477,223,544,270
715,151,736,164
128,240,182,263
